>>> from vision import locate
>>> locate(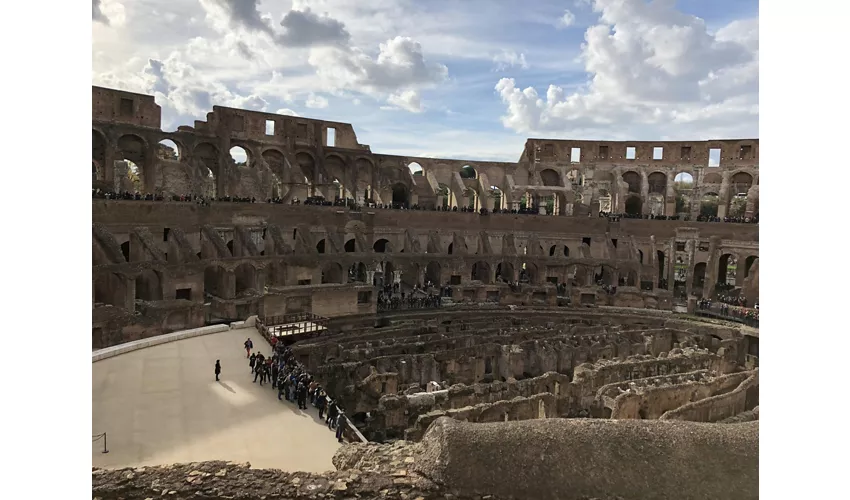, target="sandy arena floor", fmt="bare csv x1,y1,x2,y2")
92,328,341,471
